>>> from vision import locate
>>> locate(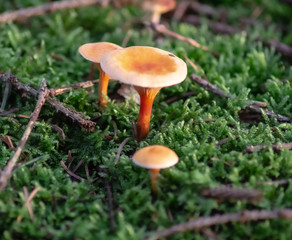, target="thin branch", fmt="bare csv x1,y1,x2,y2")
121,29,133,48
85,164,90,180
114,137,129,165
244,142,292,153
0,79,48,191
144,209,292,240
148,22,218,56
60,161,85,181
173,1,191,21
23,187,34,221
72,160,84,173
1,82,11,110
49,80,99,96
191,74,288,122
201,186,262,202
99,168,115,231
50,124,66,140
165,91,196,104
241,105,292,123
279,0,292,6
0,135,15,150
0,73,96,131
185,15,292,59
216,135,239,147
17,186,41,222
189,1,226,18
0,108,19,116
190,74,231,98
0,0,105,23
